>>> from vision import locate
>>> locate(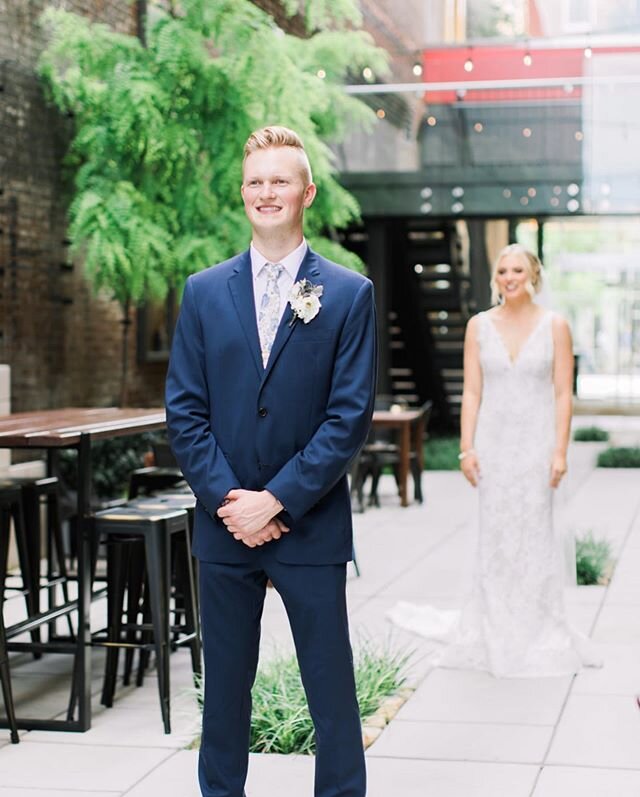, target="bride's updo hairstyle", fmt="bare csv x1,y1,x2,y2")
490,243,543,305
